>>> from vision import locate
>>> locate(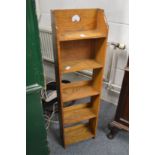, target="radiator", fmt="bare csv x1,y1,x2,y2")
39,29,54,62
